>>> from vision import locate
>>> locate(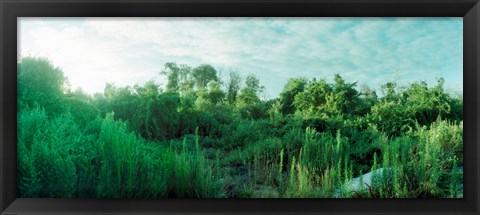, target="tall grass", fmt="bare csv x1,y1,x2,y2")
280,127,353,197
368,118,463,198
277,118,463,198
18,107,462,198
18,110,224,198
18,108,79,197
